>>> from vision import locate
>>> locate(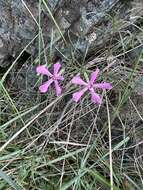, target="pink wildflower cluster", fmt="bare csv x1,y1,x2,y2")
36,62,112,104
